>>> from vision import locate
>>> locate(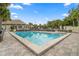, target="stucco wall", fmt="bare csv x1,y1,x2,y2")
2,25,26,31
